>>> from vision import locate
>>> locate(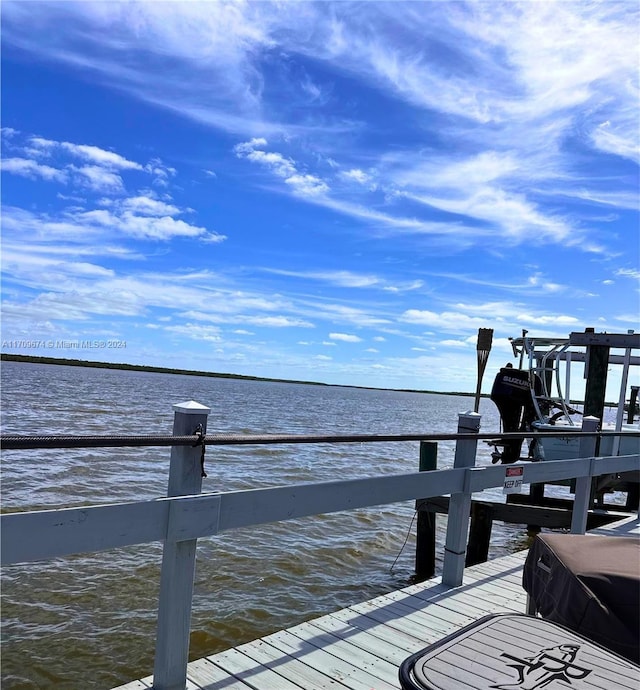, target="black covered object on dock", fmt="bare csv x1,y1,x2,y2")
523,533,640,663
